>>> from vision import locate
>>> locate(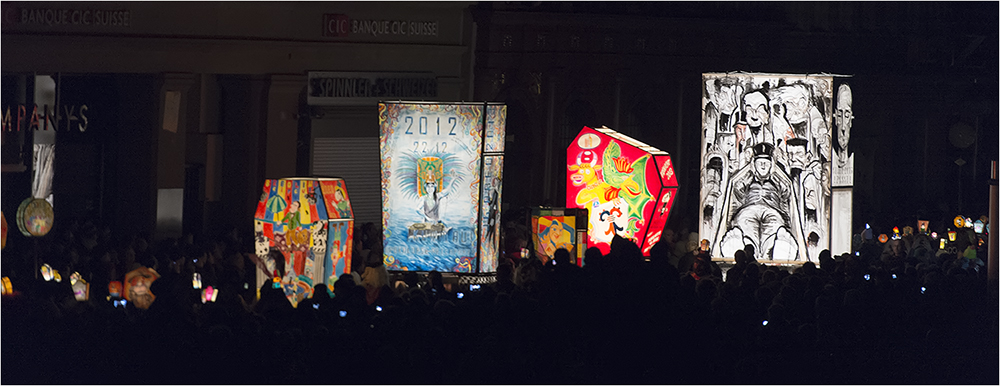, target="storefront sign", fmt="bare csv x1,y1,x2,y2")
322,13,438,38
2,104,89,132
4,7,131,27
308,72,437,106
